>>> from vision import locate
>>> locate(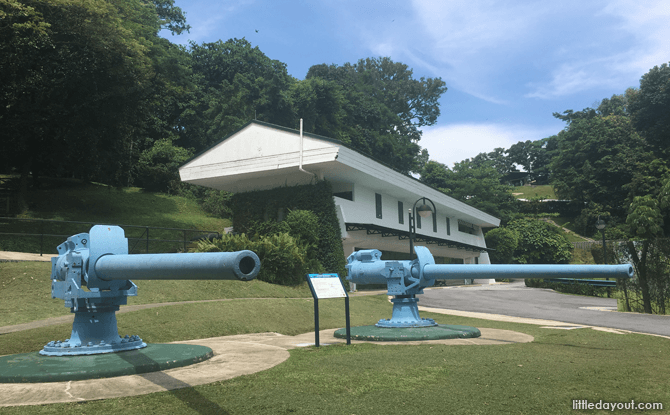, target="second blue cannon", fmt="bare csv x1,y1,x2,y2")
346,246,634,328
